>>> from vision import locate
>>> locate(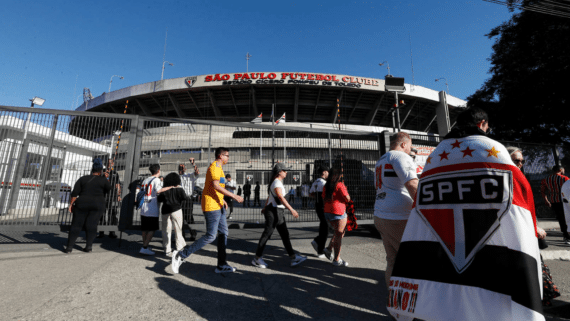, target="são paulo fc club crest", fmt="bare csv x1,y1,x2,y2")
416,168,512,273
185,76,197,87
